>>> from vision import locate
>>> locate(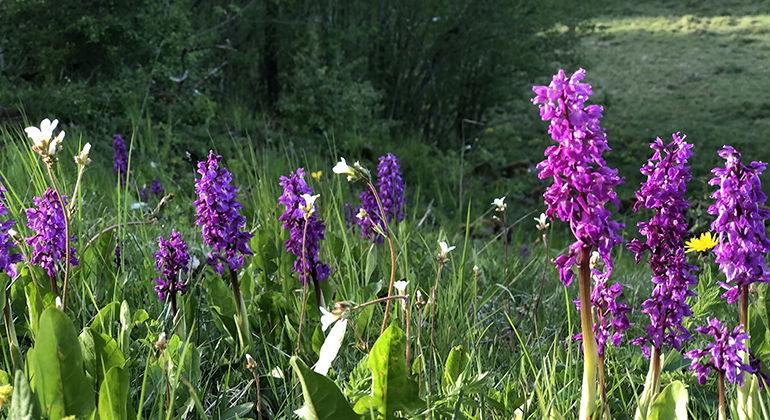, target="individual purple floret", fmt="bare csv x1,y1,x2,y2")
153,230,190,302
628,134,698,356
531,68,624,288
113,134,130,186
151,180,164,196
708,145,770,303
139,187,149,202
749,350,770,390
685,318,751,386
278,168,330,285
0,185,22,277
193,151,253,275
25,188,78,277
351,154,407,242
